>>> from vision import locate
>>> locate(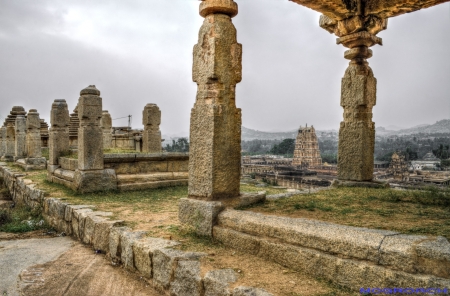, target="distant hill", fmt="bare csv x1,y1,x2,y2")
376,120,450,136
241,126,297,141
